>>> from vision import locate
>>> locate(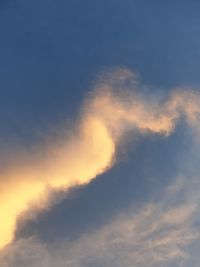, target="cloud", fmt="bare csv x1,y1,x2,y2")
0,176,199,267
1,68,200,252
